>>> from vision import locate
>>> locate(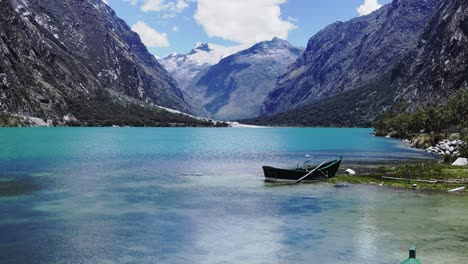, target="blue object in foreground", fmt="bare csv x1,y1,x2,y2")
401,246,422,264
